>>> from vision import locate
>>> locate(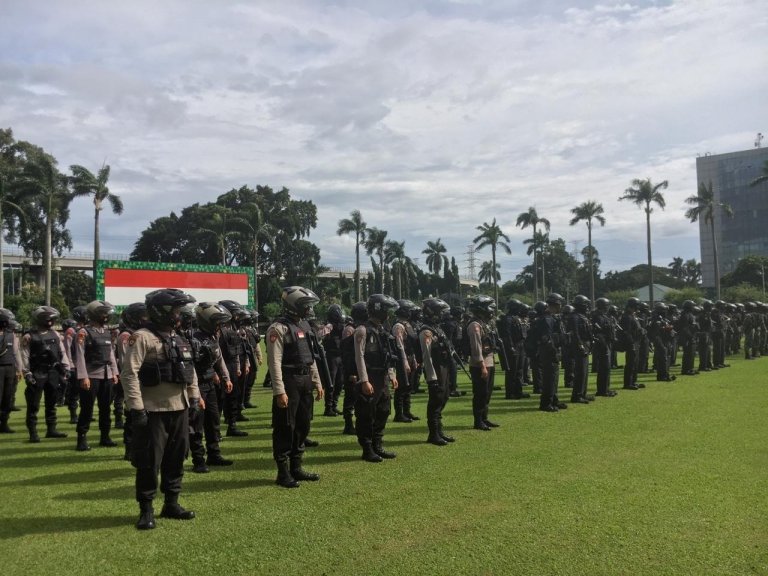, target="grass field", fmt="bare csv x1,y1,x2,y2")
1,353,766,576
